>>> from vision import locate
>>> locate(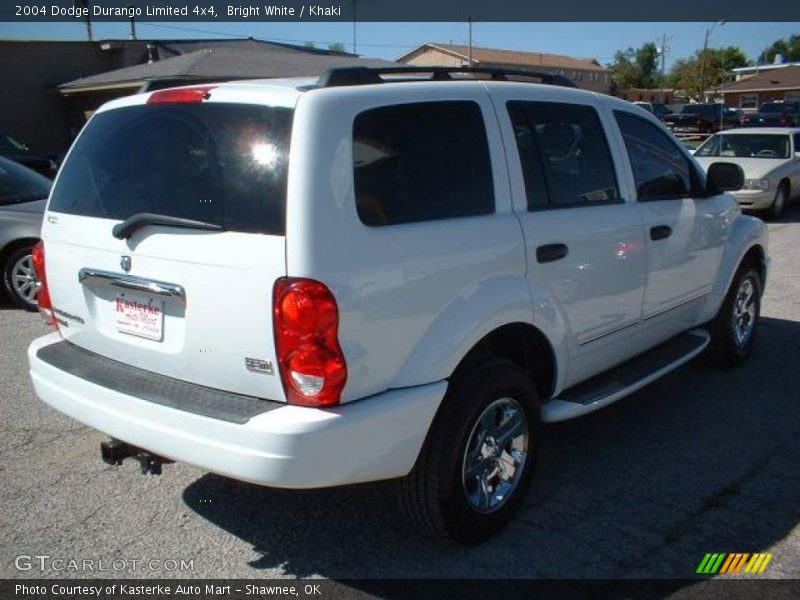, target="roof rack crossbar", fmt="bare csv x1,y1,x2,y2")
317,66,577,89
